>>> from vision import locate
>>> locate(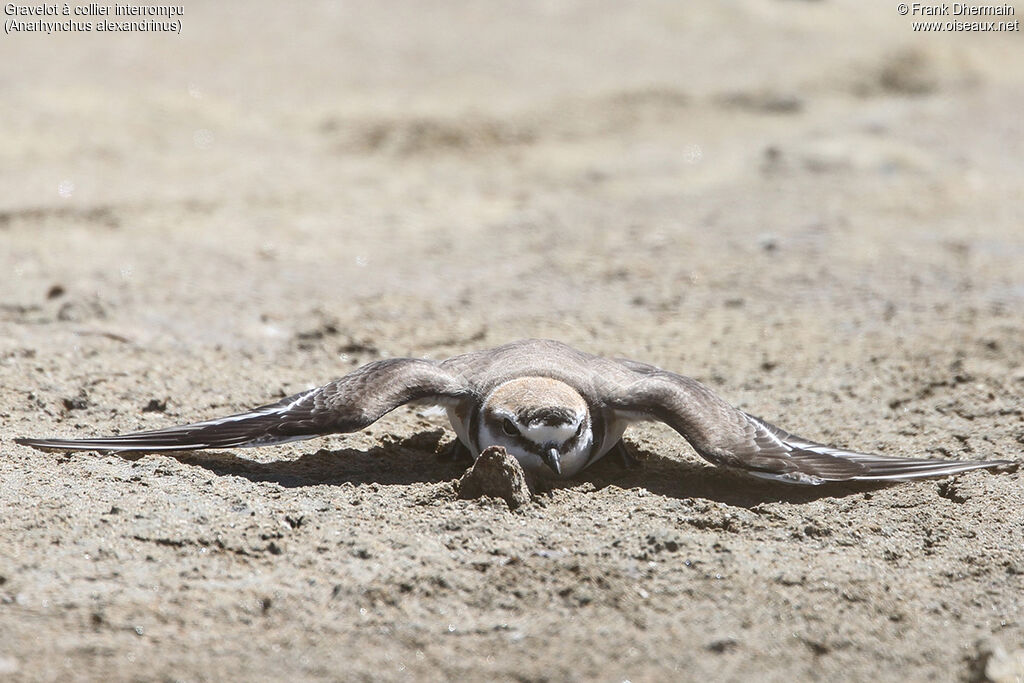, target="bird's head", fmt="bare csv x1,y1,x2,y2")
478,377,593,478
